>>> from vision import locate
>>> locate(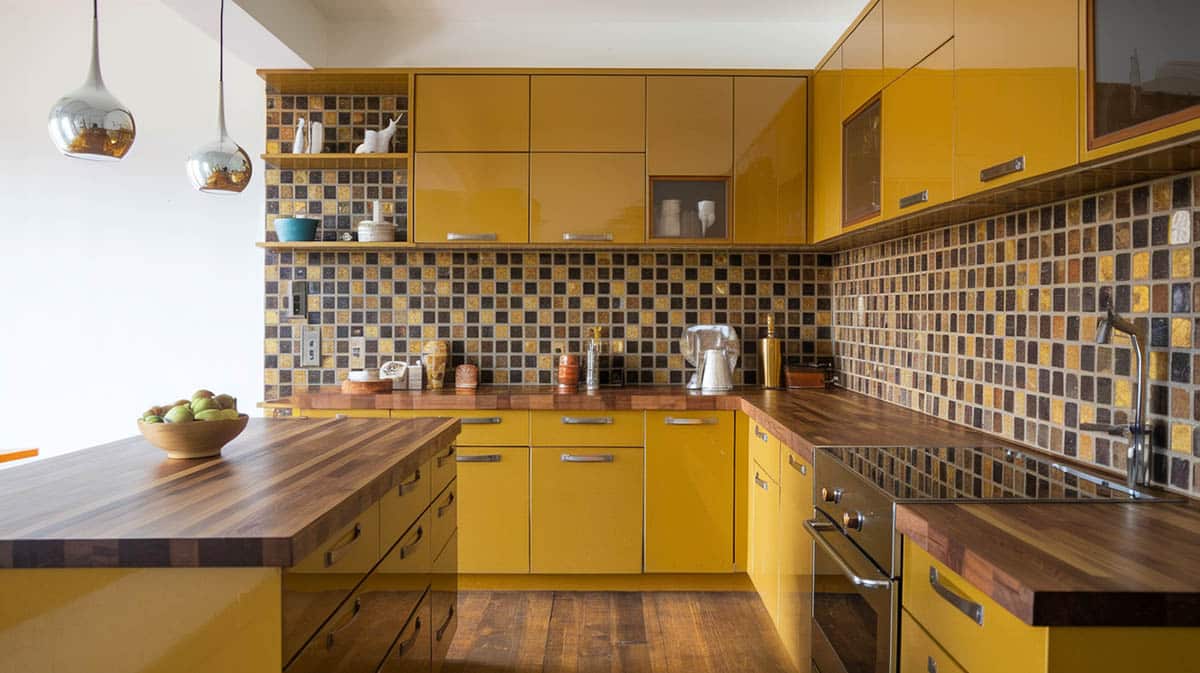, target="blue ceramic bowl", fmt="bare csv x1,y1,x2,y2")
274,217,319,242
